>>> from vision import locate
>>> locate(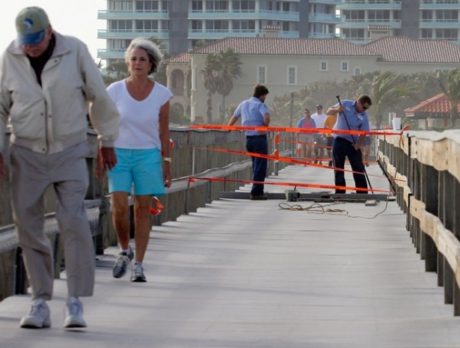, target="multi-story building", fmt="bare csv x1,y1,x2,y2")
337,0,460,44
165,35,460,123
97,0,341,63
